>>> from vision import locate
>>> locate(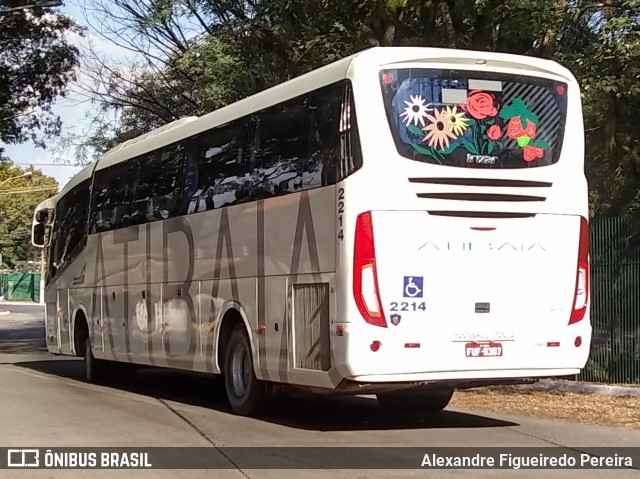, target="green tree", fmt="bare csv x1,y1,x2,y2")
0,0,83,149
0,157,58,270
556,0,640,216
